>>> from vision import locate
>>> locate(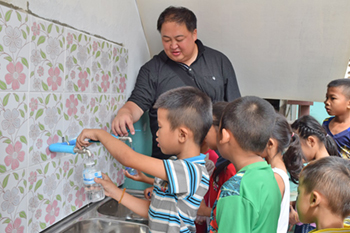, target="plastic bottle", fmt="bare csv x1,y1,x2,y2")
83,157,105,202
125,167,138,176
